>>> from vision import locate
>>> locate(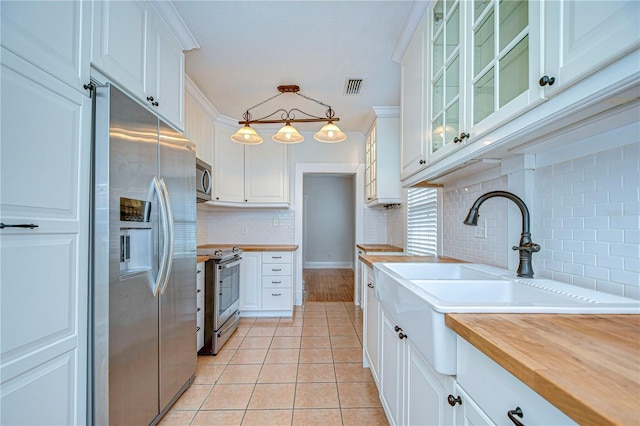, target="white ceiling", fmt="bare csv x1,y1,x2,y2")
174,1,424,133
